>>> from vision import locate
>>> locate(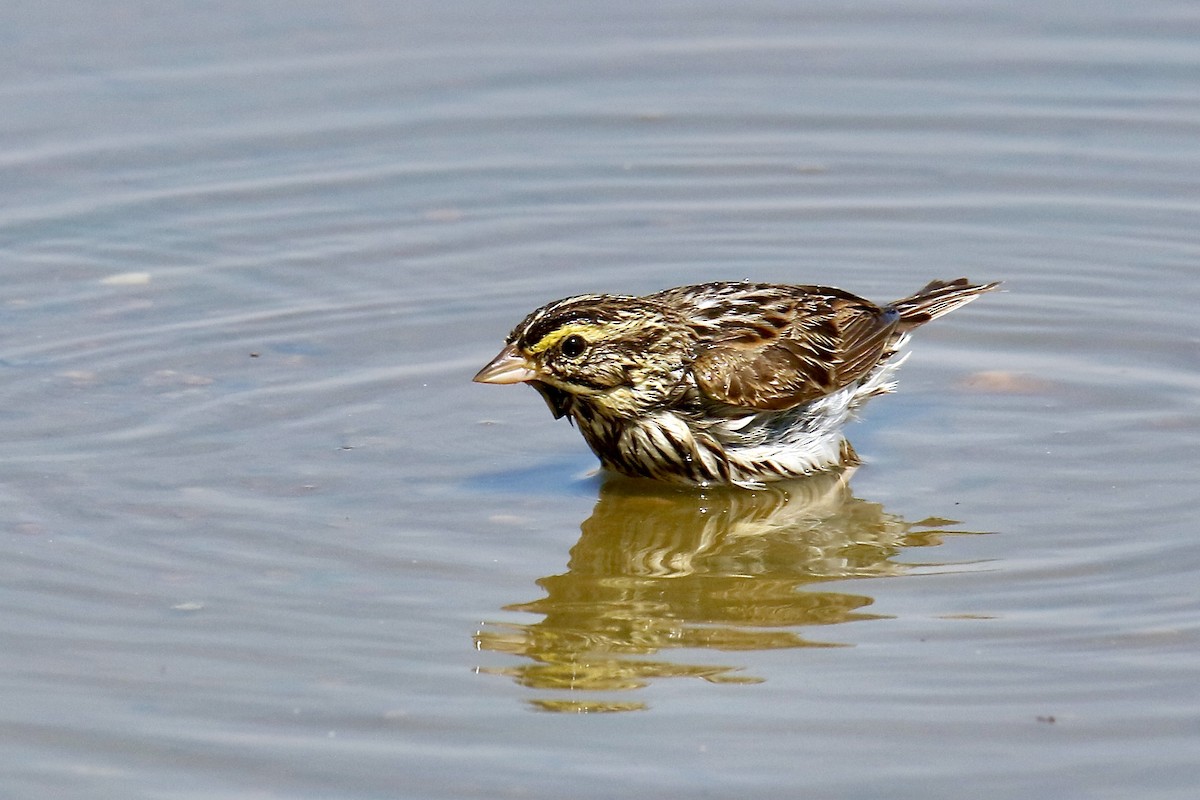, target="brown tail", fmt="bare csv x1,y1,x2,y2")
890,278,1000,330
